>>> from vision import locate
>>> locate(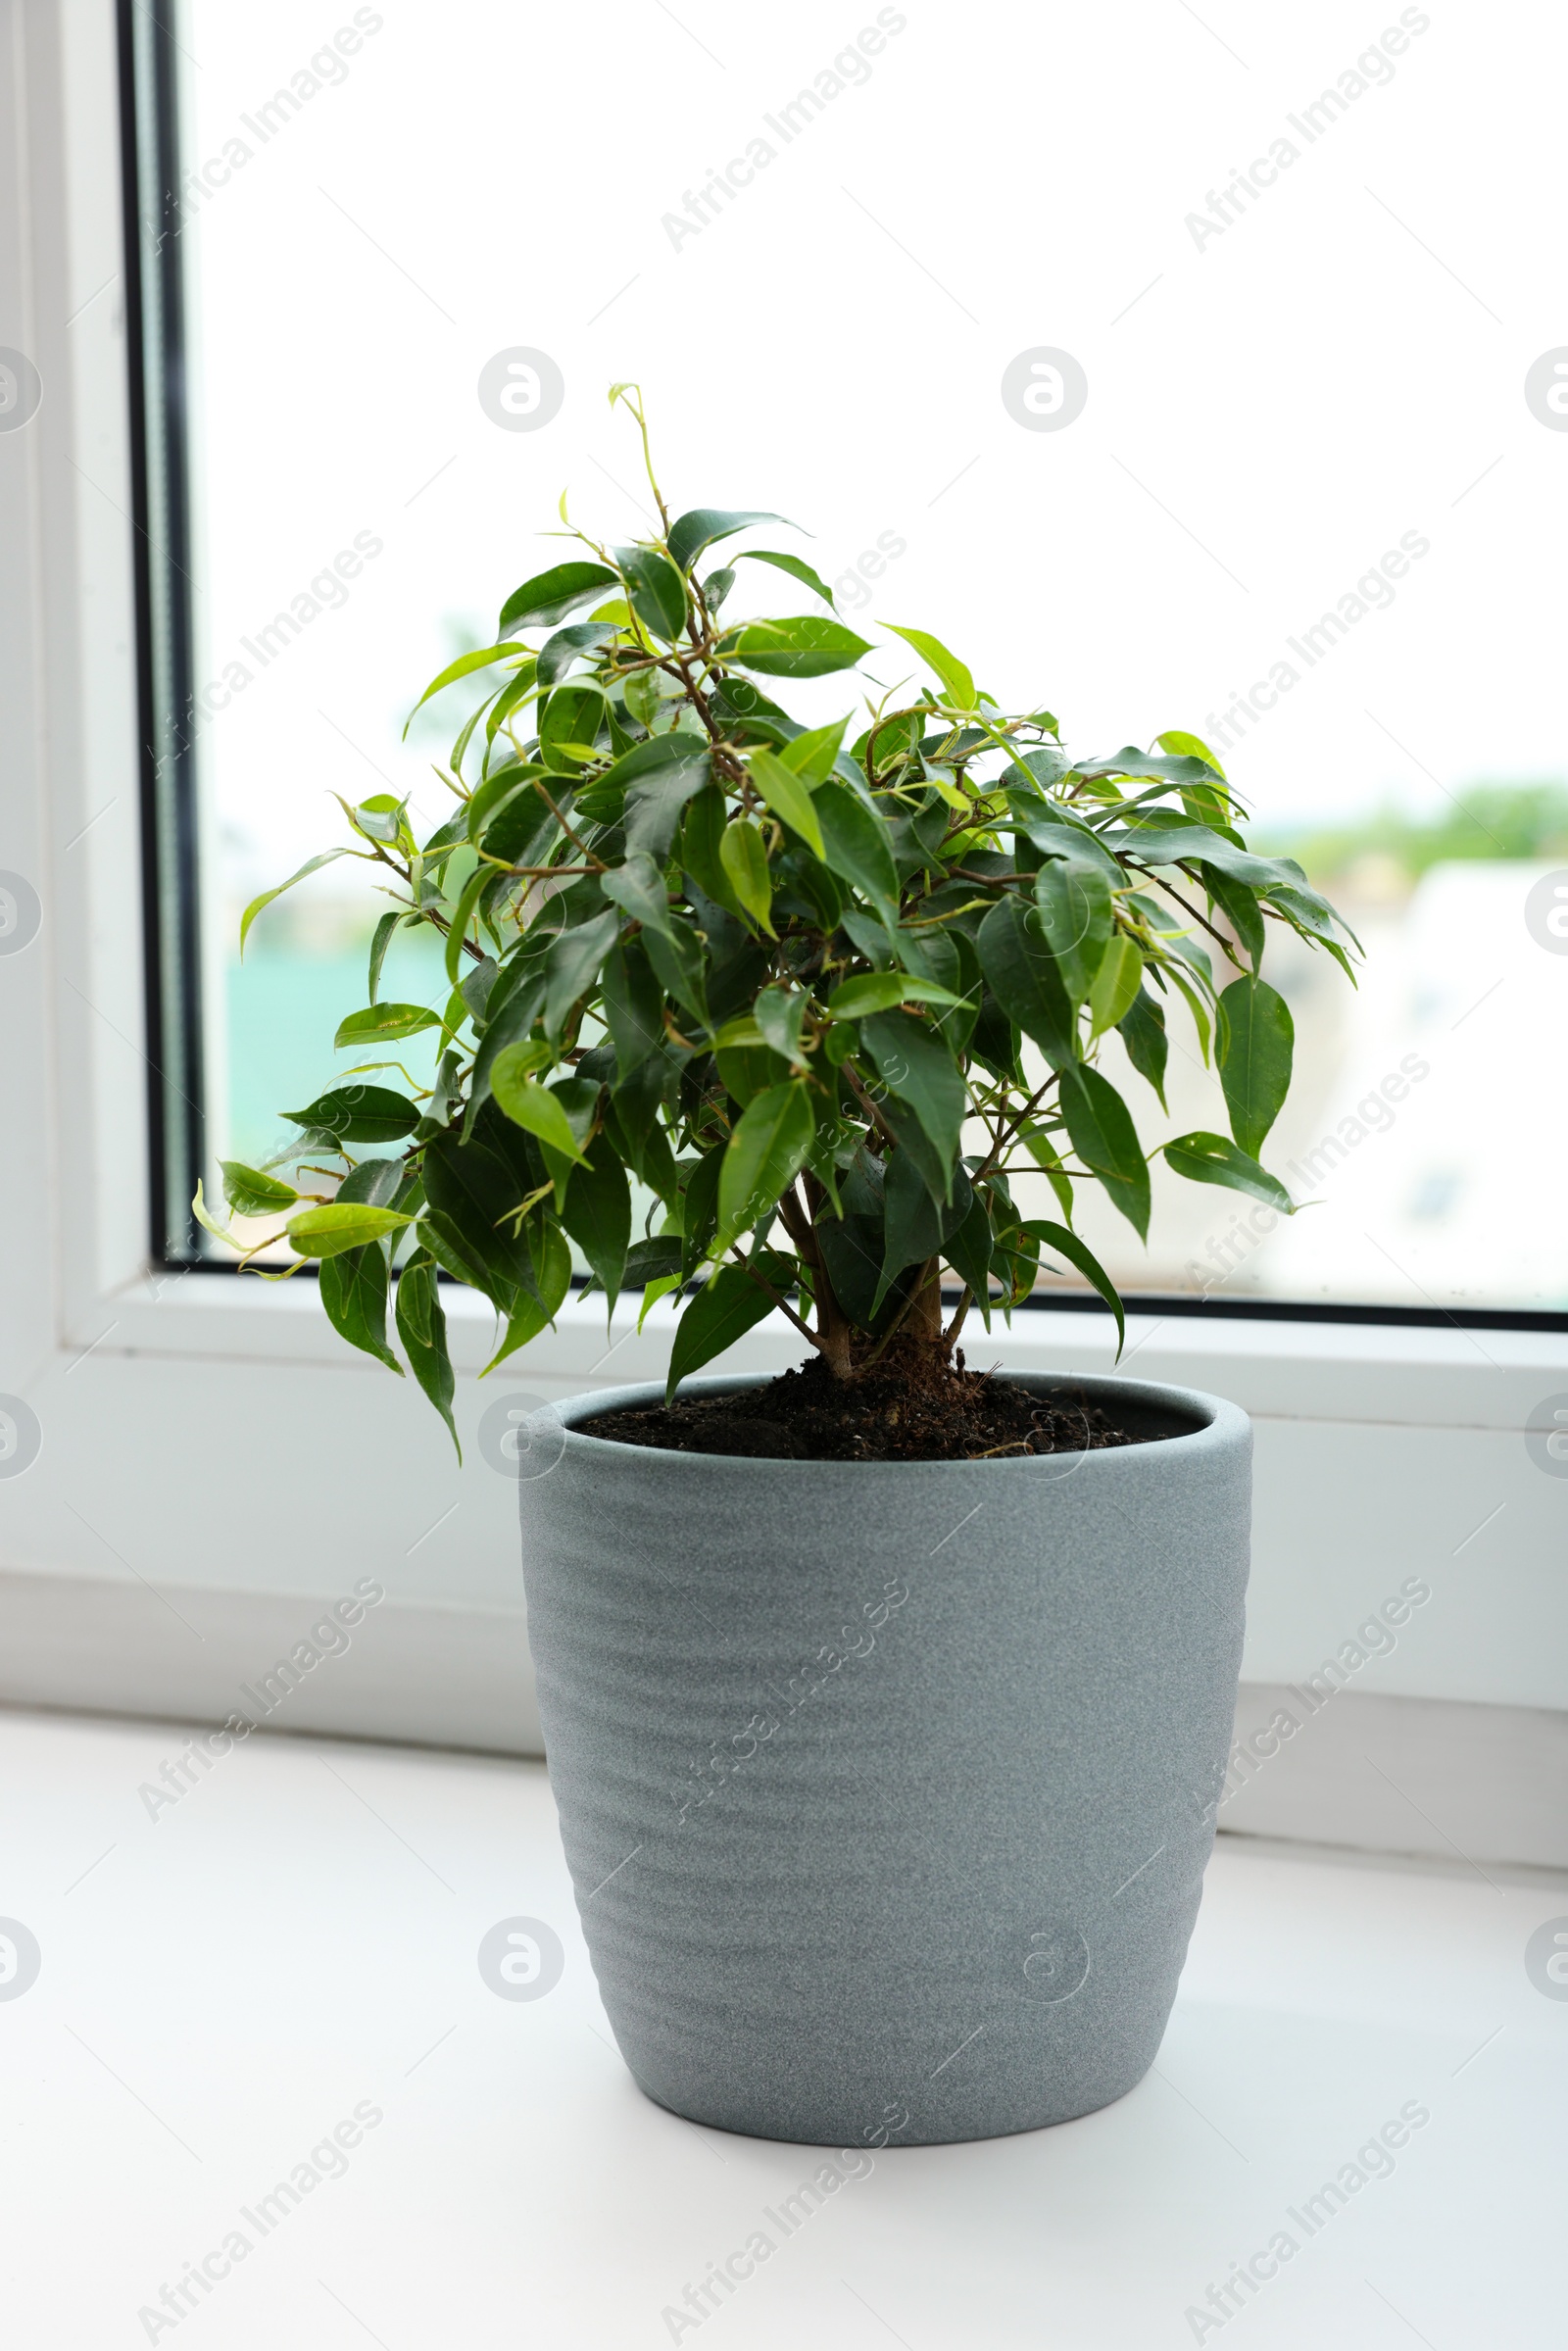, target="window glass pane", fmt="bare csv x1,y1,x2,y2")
168,0,1567,1309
